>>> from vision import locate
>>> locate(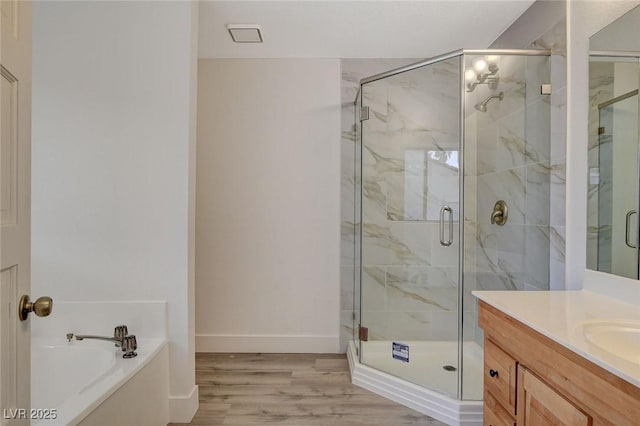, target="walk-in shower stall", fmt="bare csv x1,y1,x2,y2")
349,50,551,424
